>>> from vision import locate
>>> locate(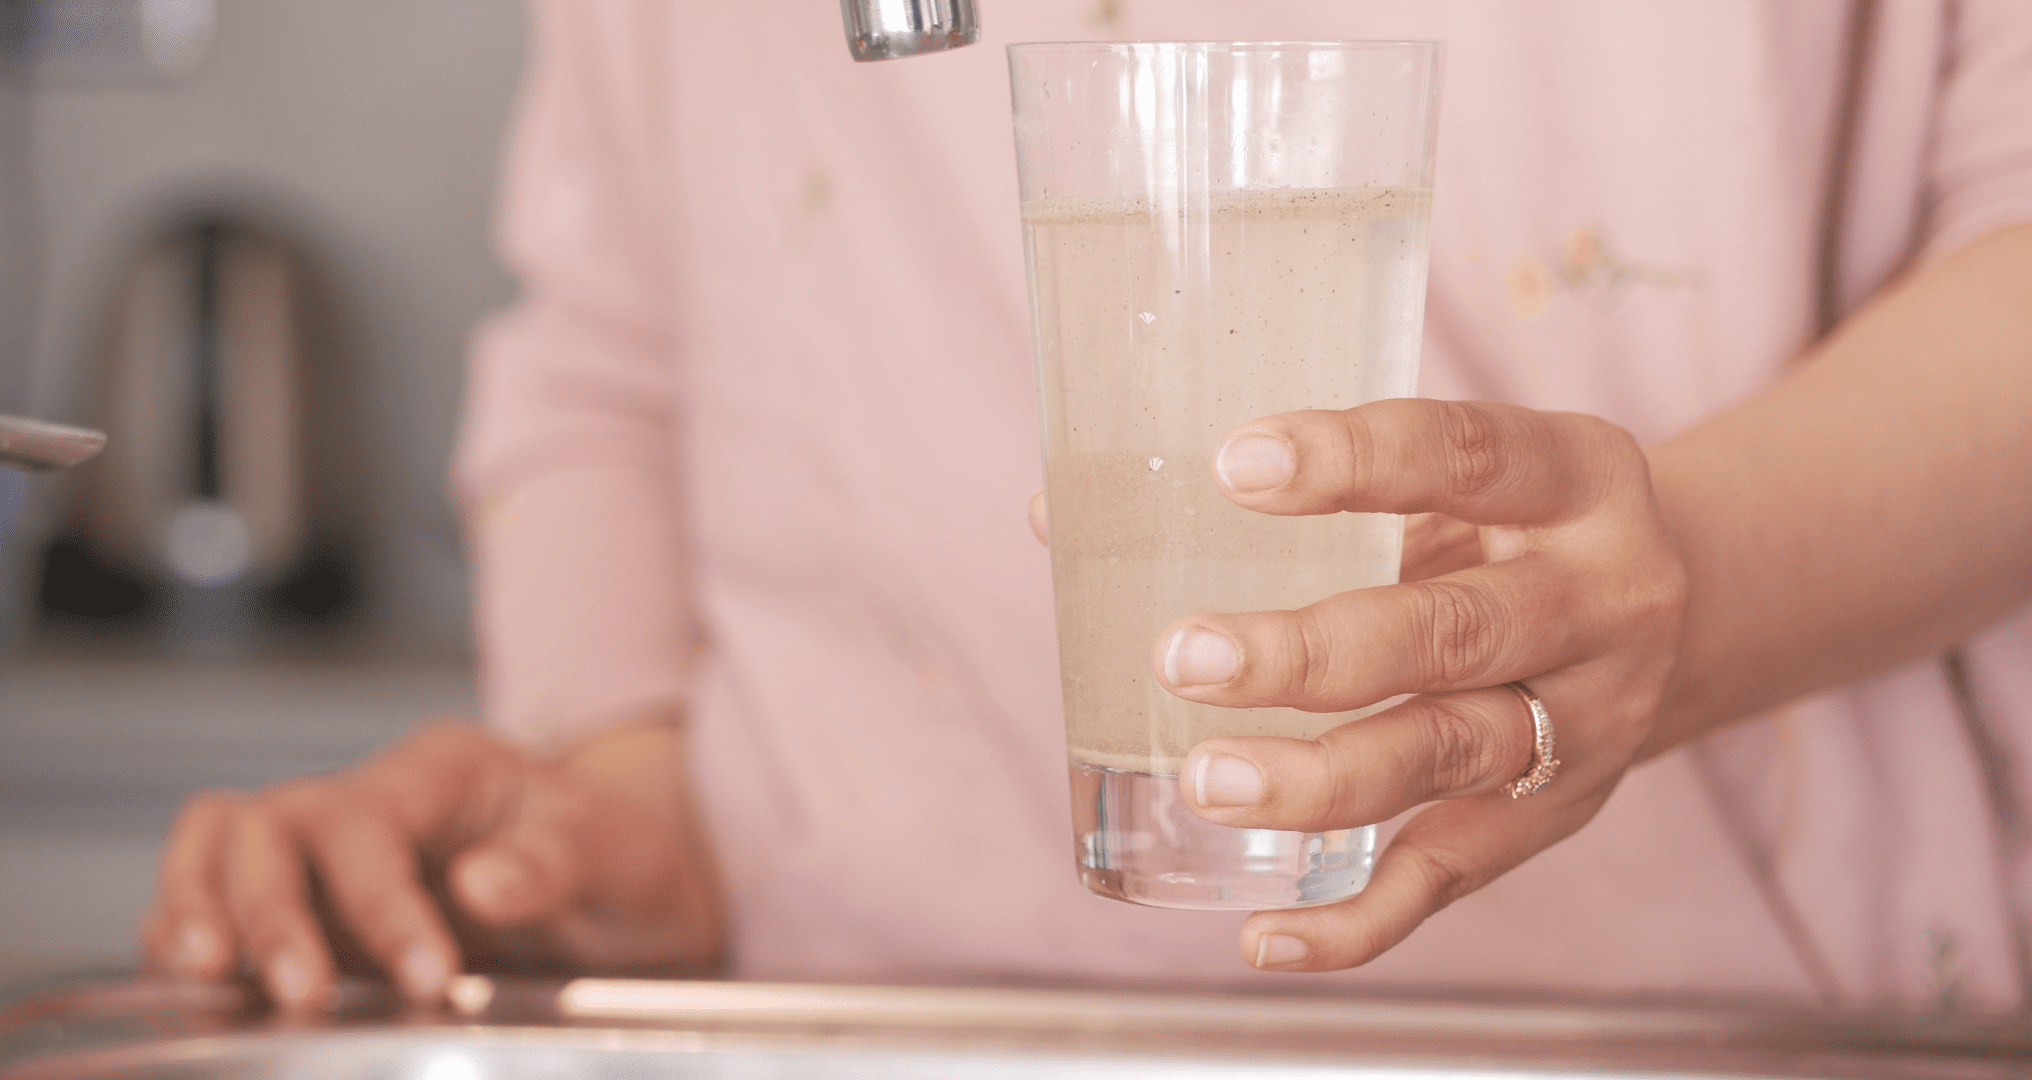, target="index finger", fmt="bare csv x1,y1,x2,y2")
1211,400,1645,525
